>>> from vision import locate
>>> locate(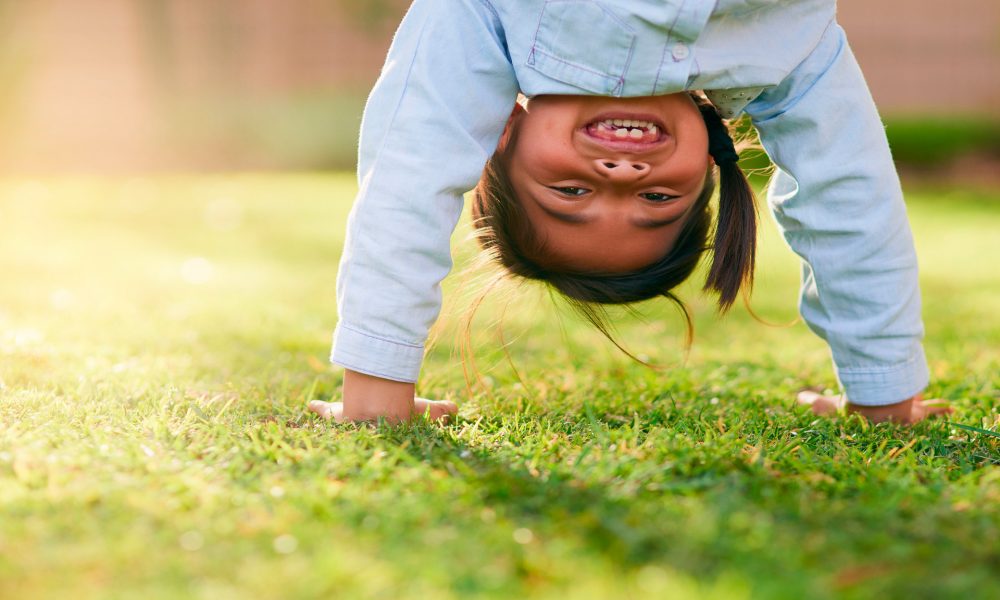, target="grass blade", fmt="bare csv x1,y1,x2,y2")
948,422,1000,440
